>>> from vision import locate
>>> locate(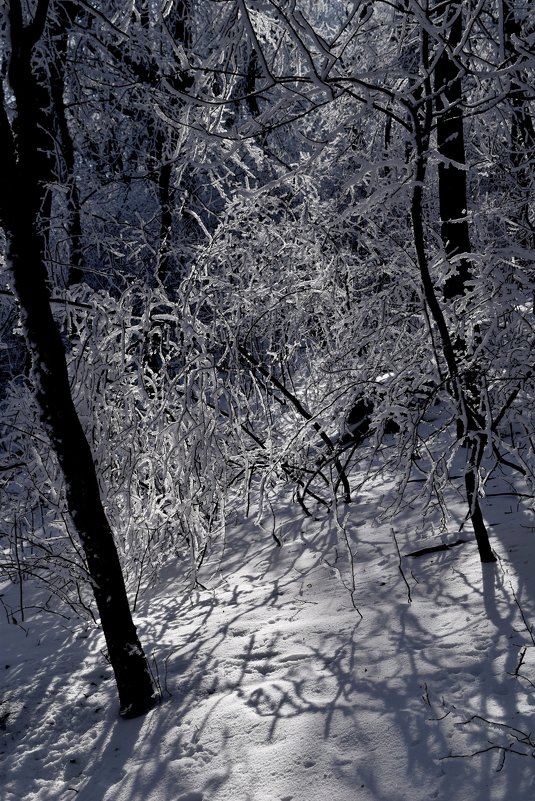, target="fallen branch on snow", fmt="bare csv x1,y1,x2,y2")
406,539,467,558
